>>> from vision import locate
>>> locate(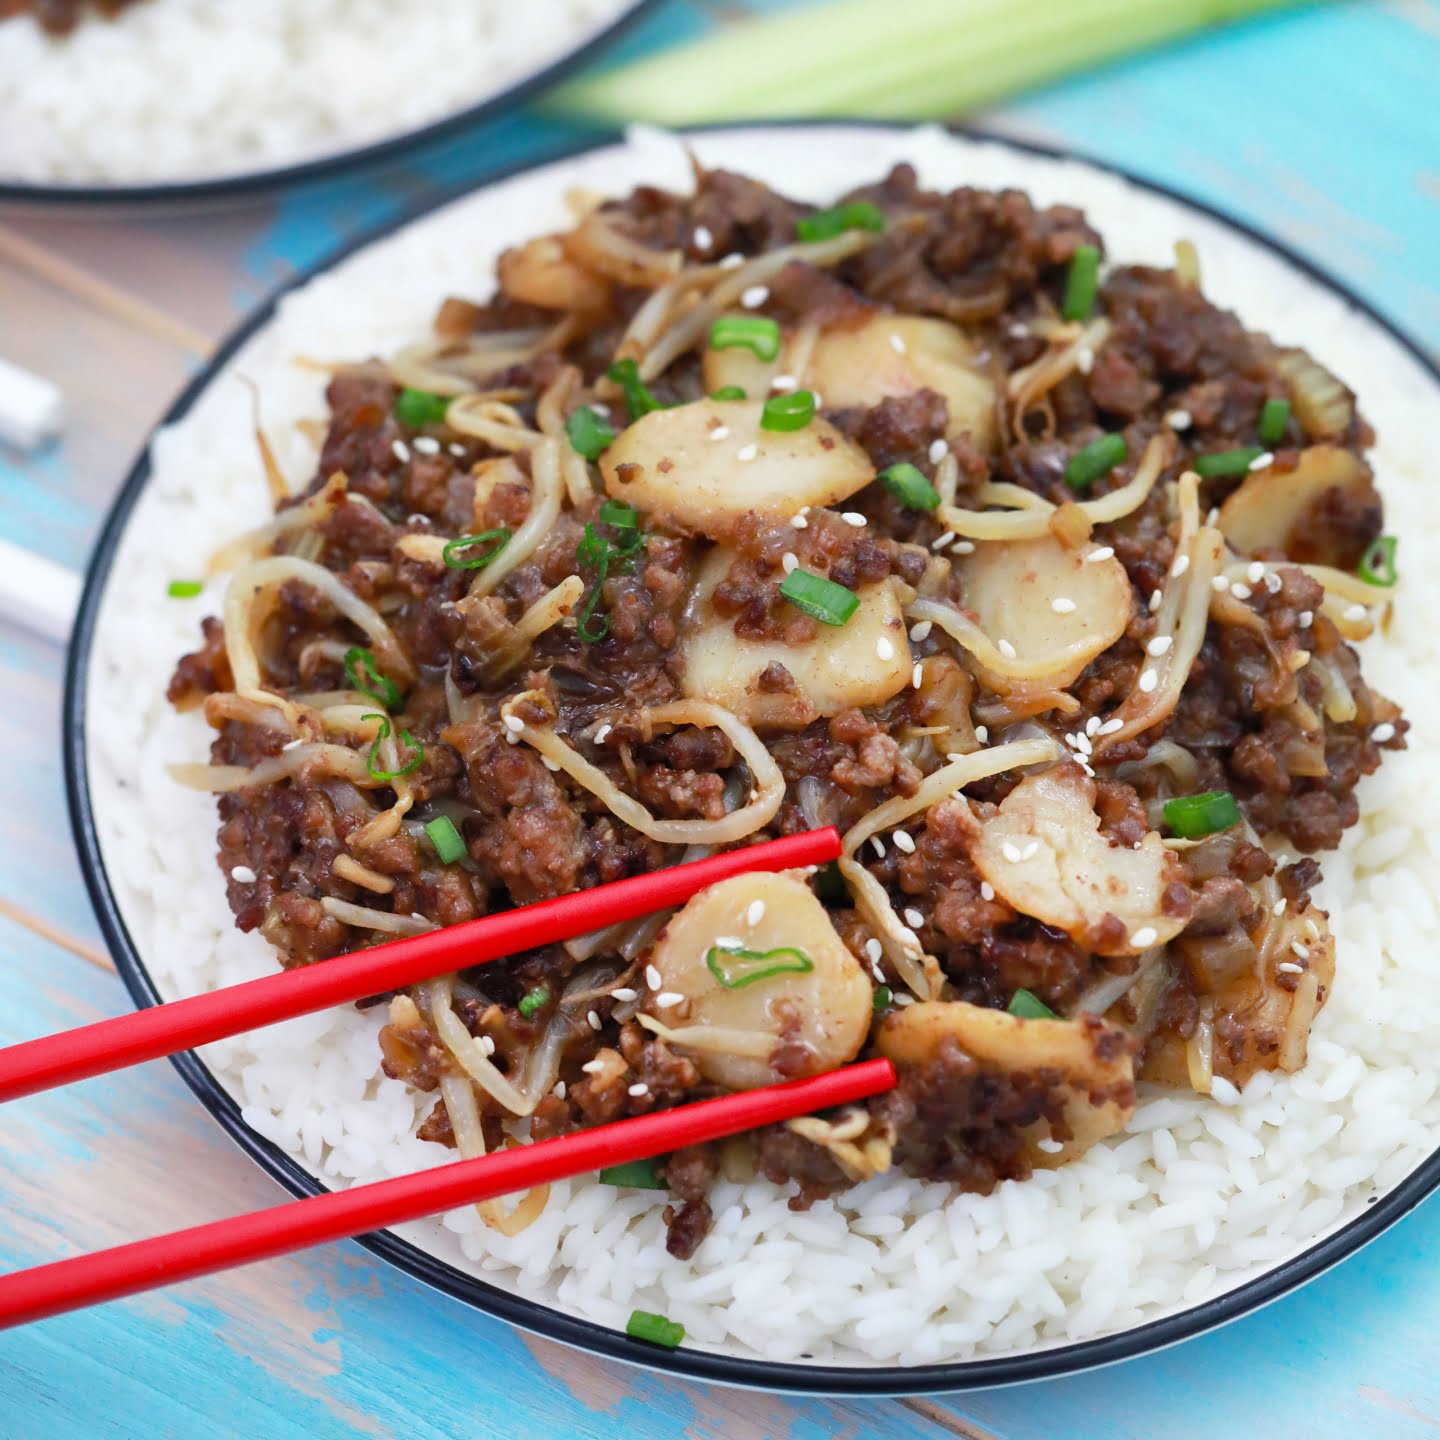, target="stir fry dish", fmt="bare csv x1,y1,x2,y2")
168,164,1406,1256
